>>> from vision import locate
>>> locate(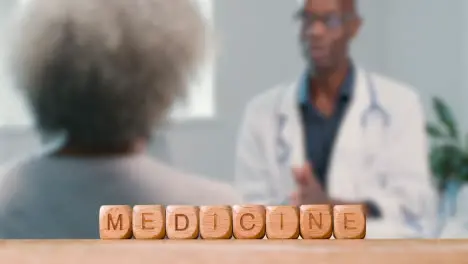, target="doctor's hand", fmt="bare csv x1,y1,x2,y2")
290,163,329,205
290,163,377,217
